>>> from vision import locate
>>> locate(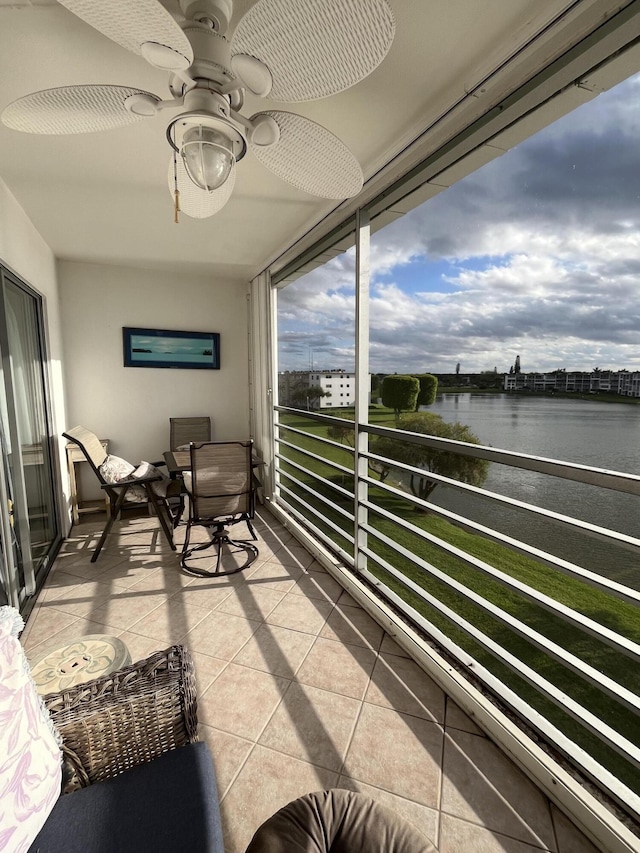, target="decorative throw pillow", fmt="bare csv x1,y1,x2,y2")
0,607,62,853
131,462,171,498
99,454,146,502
